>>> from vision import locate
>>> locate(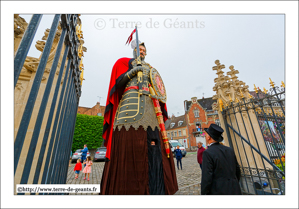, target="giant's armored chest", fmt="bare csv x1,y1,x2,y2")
114,61,158,131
